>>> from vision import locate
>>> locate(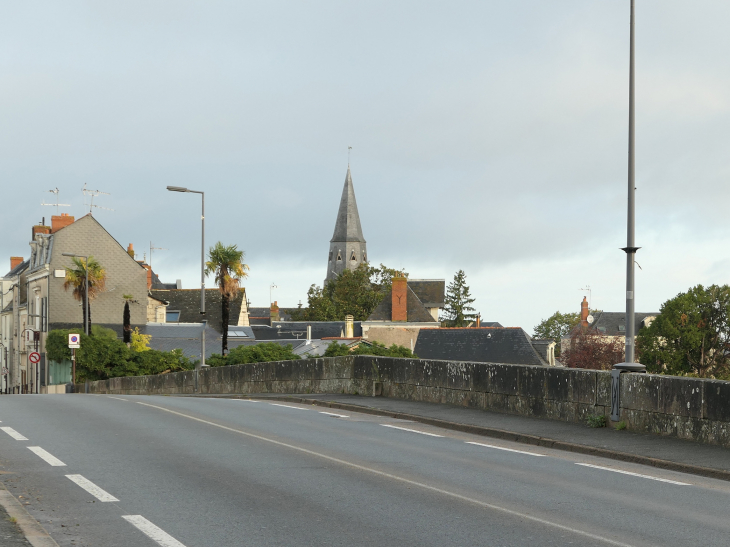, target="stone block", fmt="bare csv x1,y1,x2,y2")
703,380,730,422
545,368,570,401
568,369,597,405
489,364,520,396
485,392,508,412
660,376,703,419
596,371,611,406
447,362,473,391
519,366,546,399
621,374,661,412
472,363,492,393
